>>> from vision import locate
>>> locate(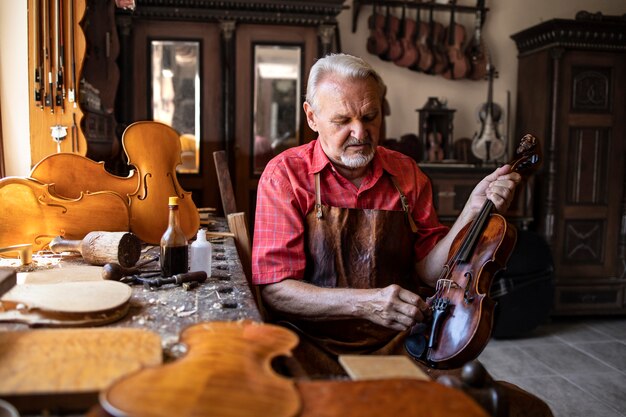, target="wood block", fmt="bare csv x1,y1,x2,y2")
339,355,430,381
